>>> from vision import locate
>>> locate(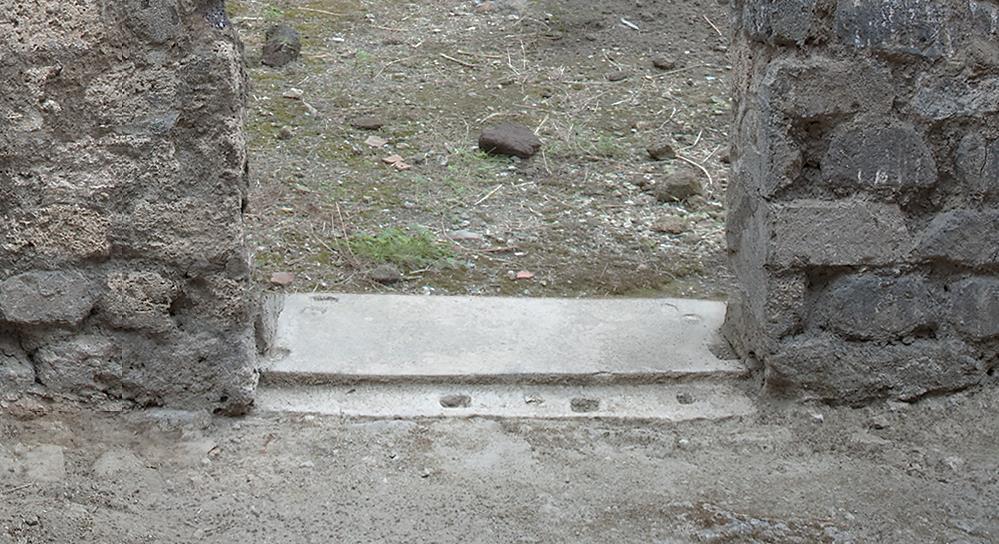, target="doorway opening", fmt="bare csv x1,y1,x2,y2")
233,0,734,301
